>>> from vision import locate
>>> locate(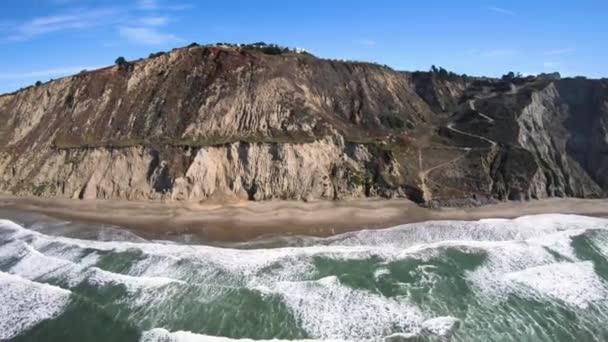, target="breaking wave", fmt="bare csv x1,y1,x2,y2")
1,213,608,341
